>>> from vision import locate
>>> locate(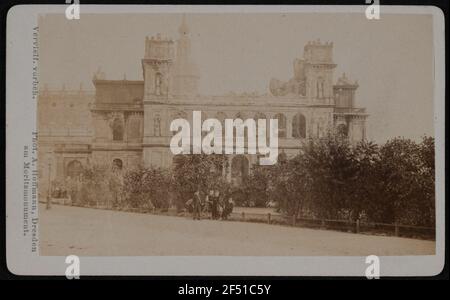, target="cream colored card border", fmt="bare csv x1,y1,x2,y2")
6,5,445,276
